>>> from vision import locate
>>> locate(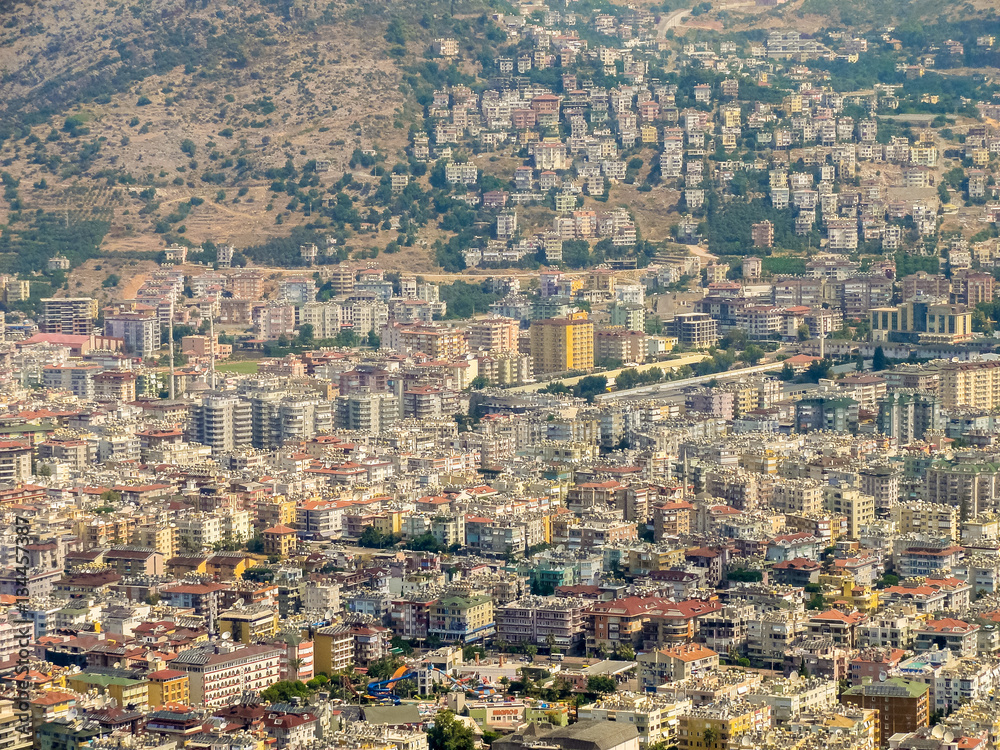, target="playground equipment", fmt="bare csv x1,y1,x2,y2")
429,667,497,697
366,665,418,705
